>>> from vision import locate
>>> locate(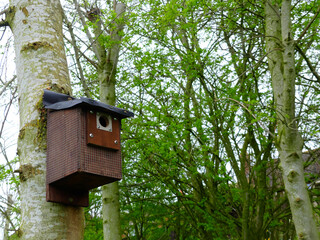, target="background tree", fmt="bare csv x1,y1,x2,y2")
265,0,319,239
64,0,127,238
3,0,84,239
